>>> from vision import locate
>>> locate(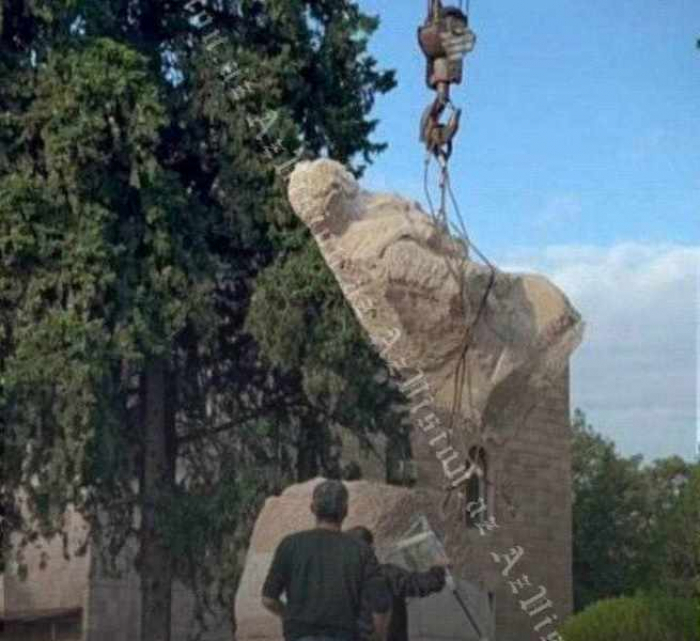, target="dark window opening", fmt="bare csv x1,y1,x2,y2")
464,445,488,527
